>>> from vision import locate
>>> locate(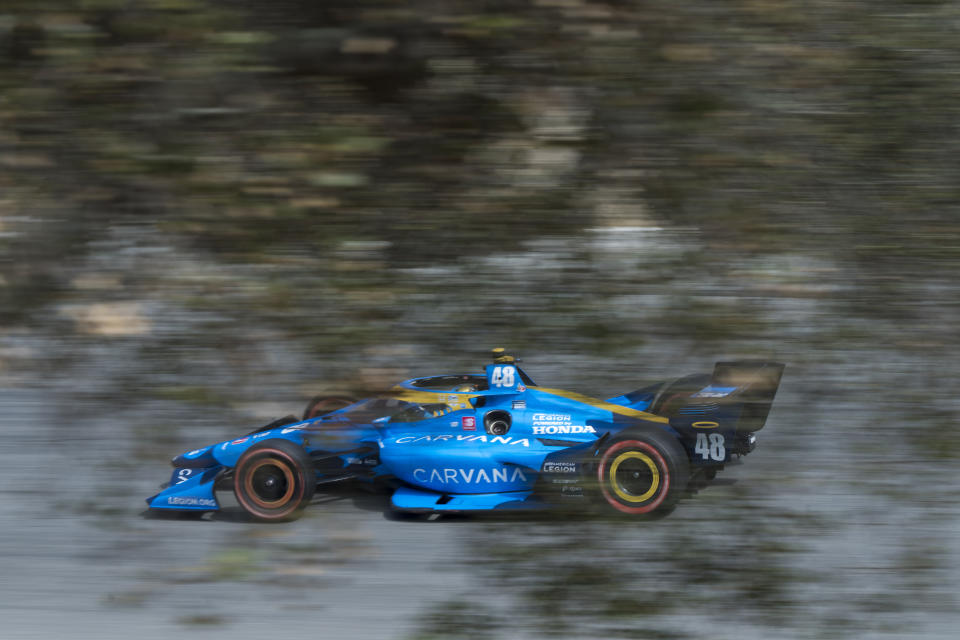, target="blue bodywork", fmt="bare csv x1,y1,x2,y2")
147,358,783,516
